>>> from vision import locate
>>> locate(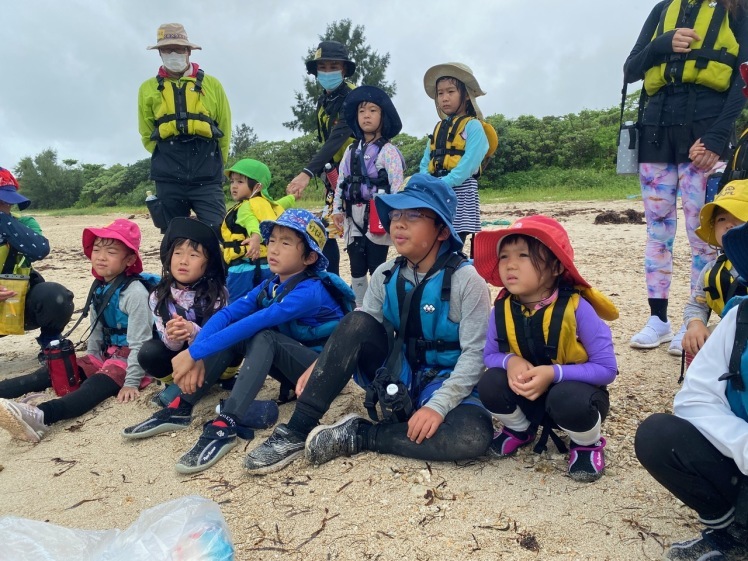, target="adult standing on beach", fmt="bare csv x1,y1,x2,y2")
138,23,231,235
285,41,357,275
624,0,748,355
